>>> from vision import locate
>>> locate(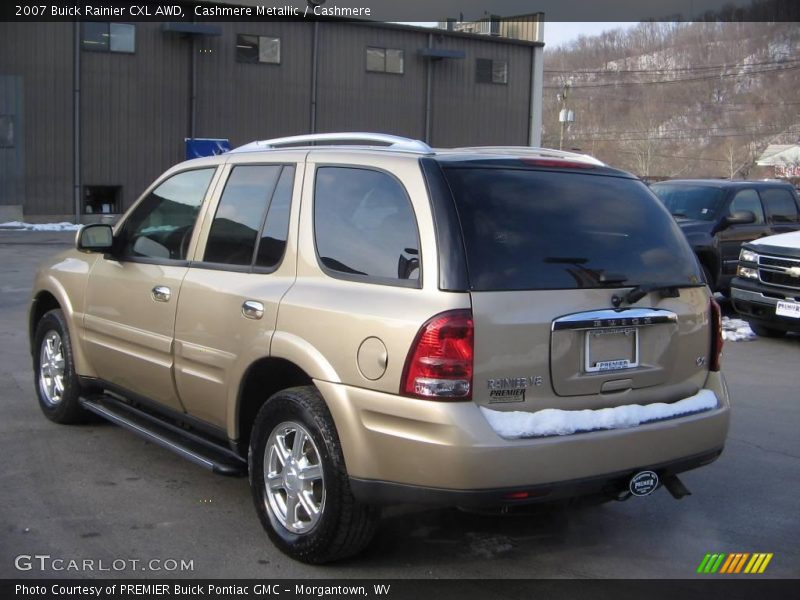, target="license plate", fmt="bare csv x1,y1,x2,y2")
776,300,800,319
585,327,639,373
